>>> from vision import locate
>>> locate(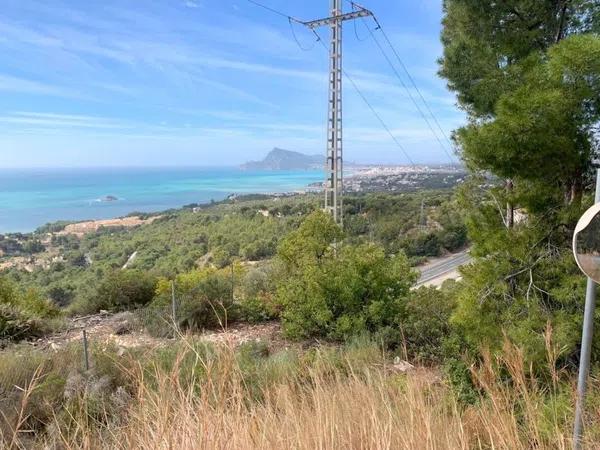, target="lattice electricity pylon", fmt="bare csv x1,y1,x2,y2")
300,1,373,227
